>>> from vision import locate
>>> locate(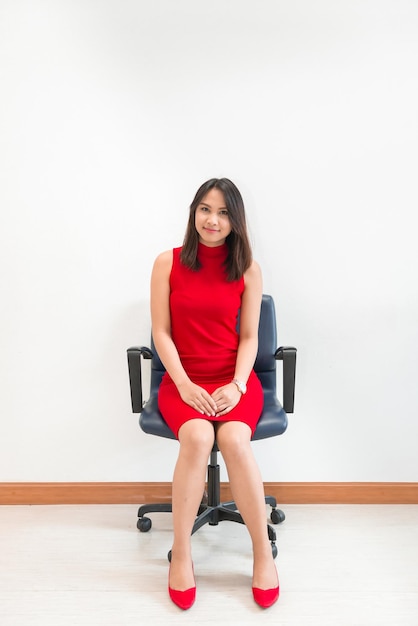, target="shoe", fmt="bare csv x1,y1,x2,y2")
252,584,280,608
169,585,196,610
168,564,196,610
